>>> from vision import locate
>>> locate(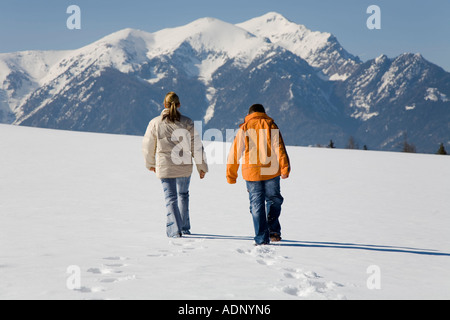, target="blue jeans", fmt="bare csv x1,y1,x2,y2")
246,176,284,244
161,176,191,237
